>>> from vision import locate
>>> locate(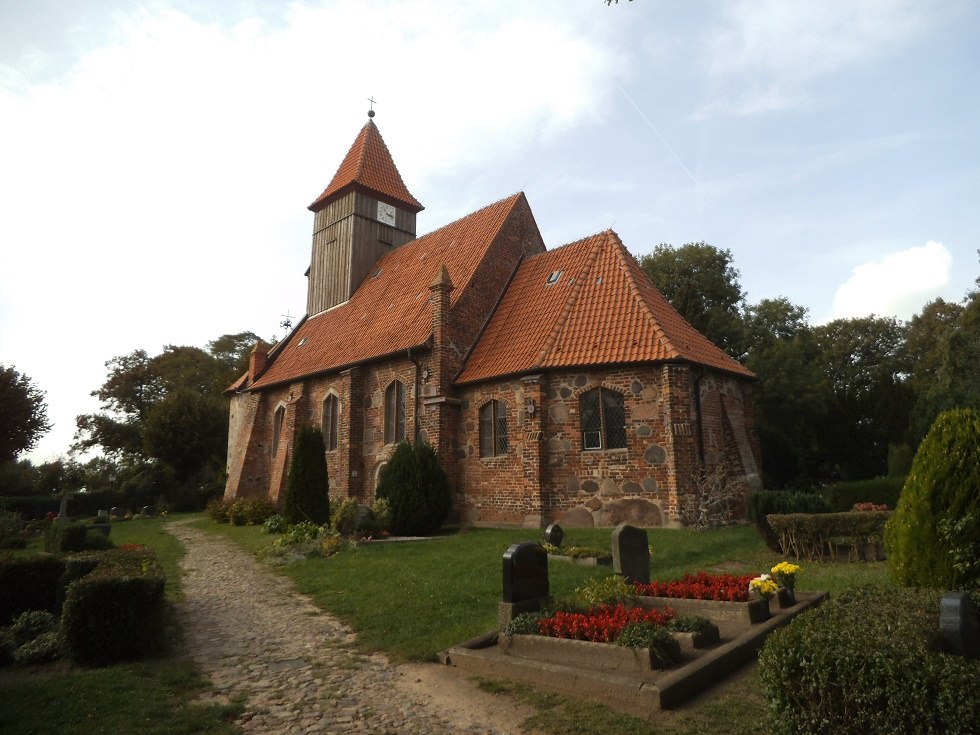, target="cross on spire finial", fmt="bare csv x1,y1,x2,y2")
367,96,376,118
